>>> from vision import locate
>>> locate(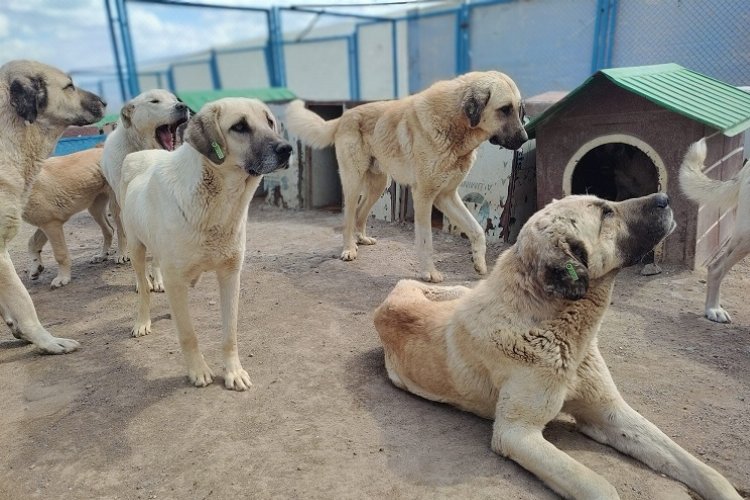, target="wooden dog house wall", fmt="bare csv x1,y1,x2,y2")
526,64,750,269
